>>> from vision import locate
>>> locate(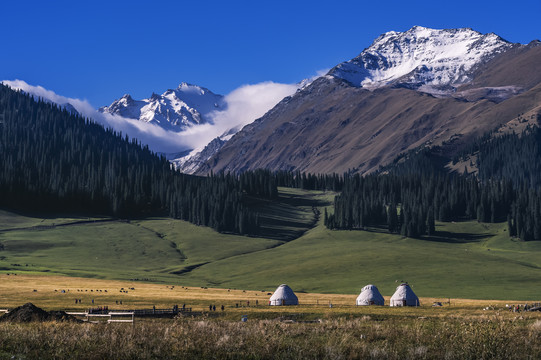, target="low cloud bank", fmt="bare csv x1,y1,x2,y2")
2,74,325,155
2,80,199,154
